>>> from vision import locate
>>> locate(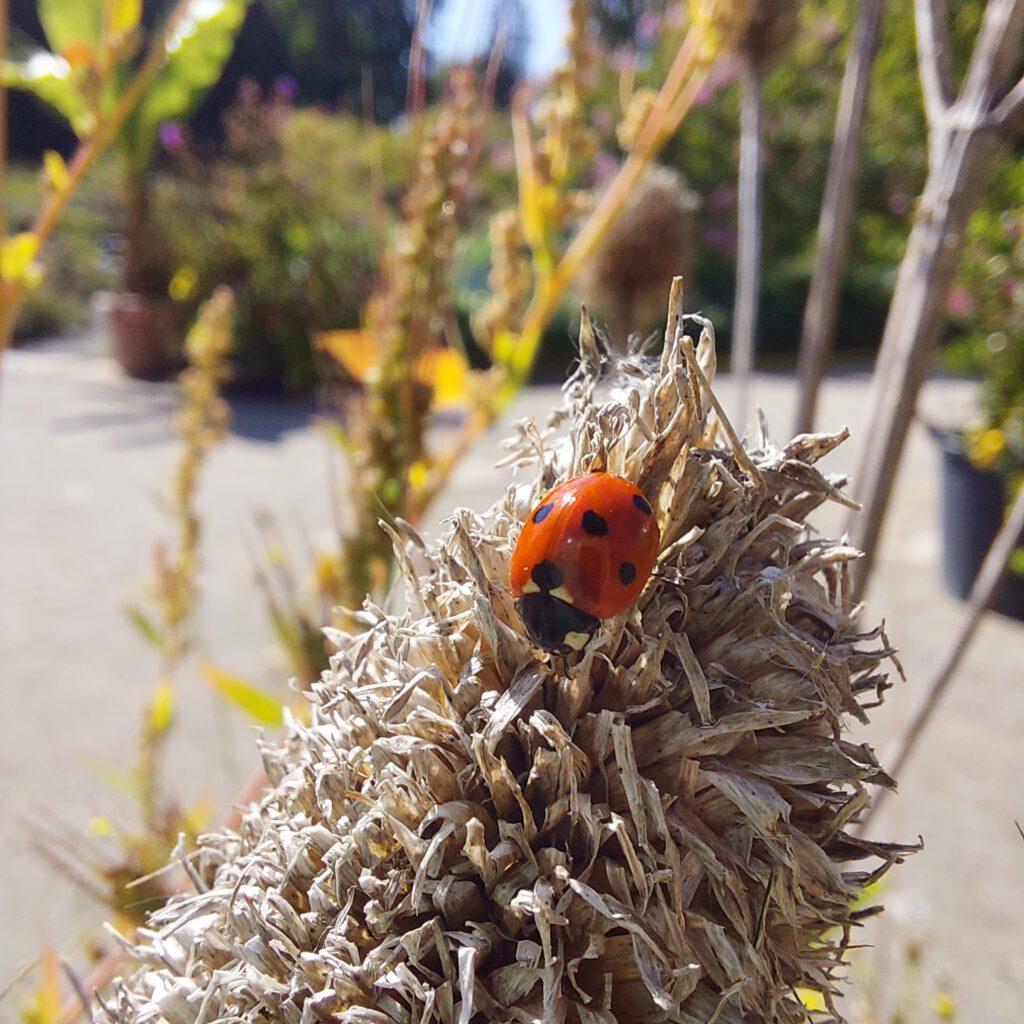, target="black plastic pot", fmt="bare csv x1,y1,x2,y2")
937,432,1024,620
